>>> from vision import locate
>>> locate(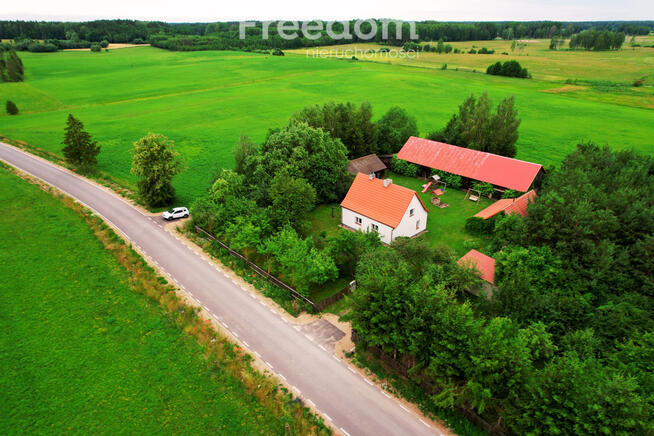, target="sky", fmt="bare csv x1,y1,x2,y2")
1,0,653,22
